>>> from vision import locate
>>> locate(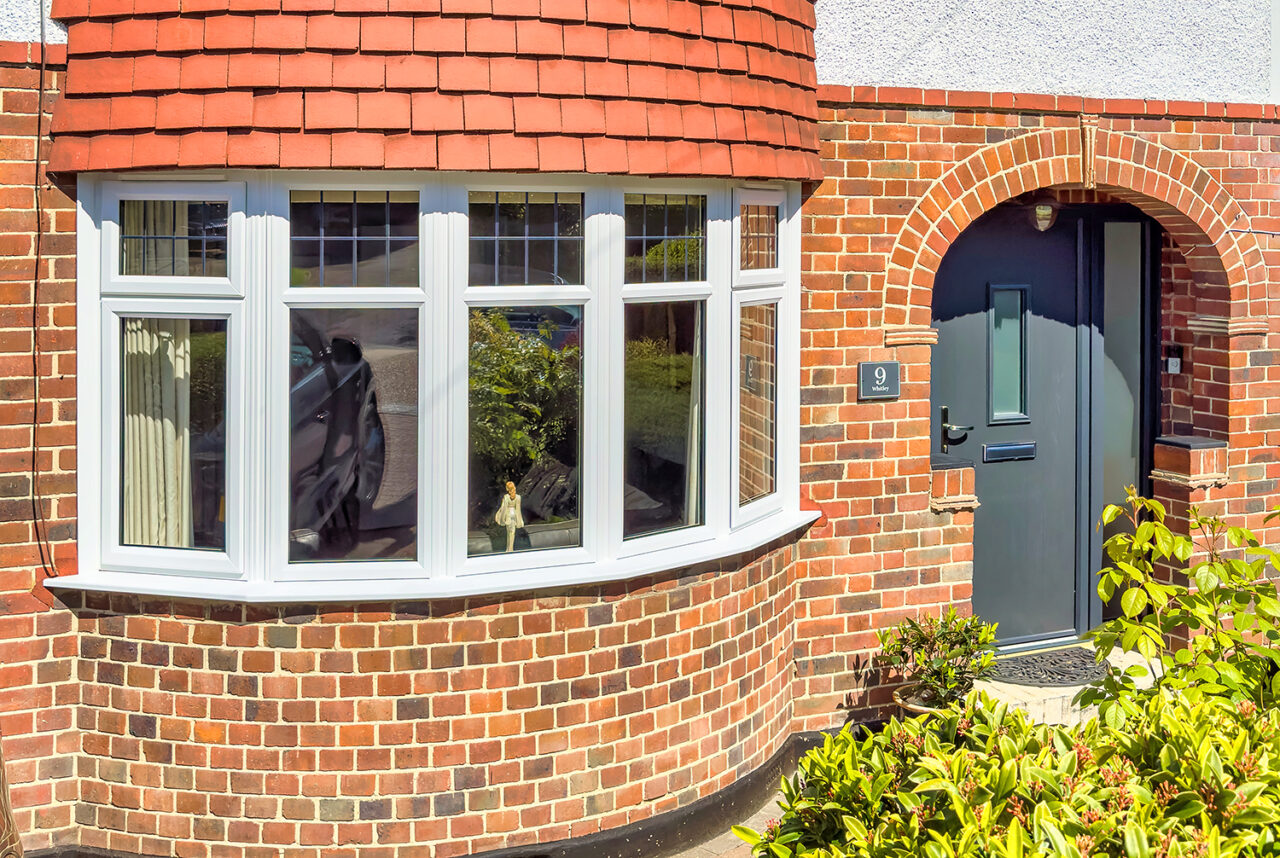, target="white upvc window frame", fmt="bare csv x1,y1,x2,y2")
730,186,795,529
66,171,812,603
99,180,247,298
609,181,728,560
265,174,438,584
98,297,246,579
